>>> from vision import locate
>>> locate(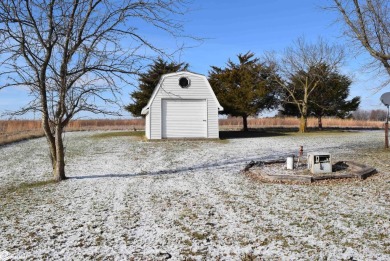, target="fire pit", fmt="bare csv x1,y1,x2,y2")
243,156,377,184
